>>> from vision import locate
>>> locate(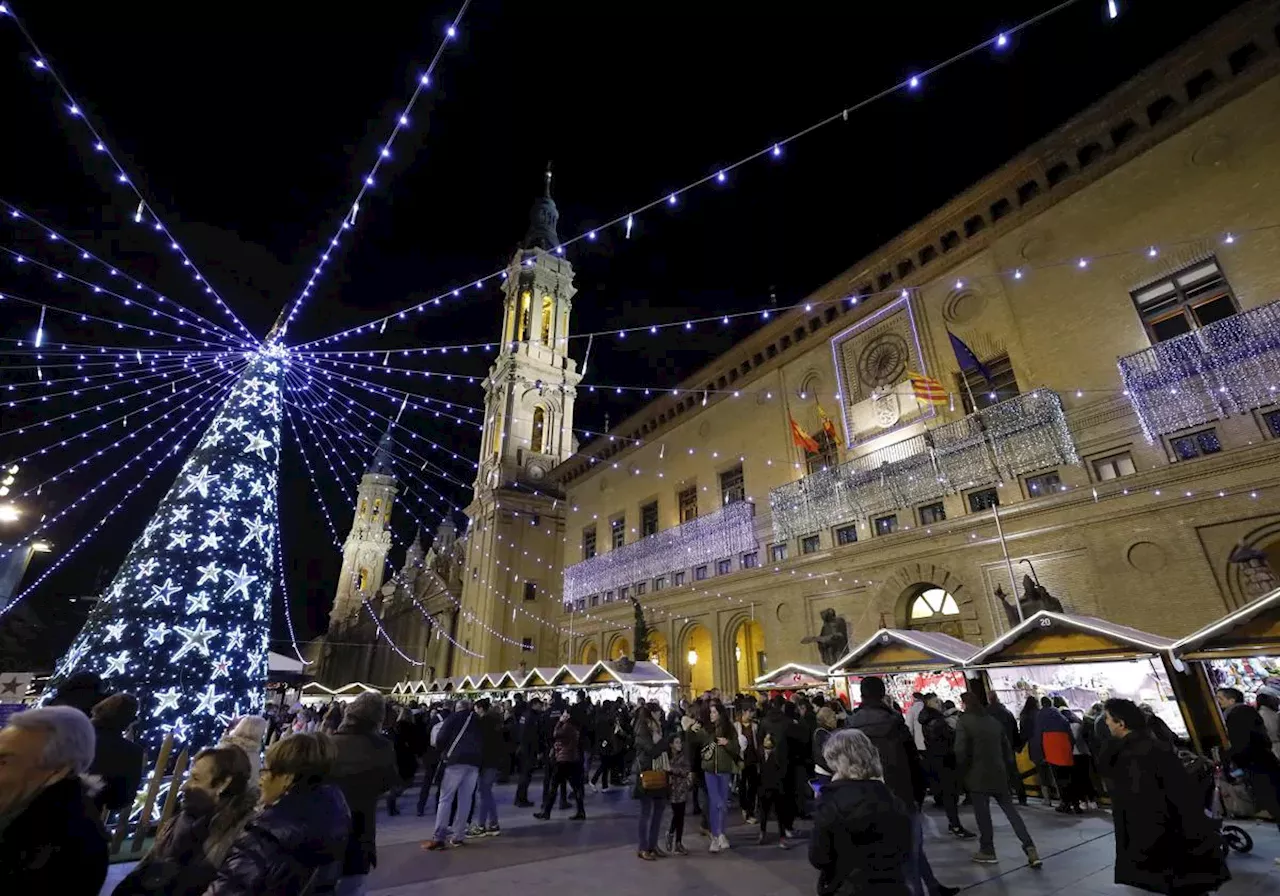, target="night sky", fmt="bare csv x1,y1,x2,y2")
0,0,1246,661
